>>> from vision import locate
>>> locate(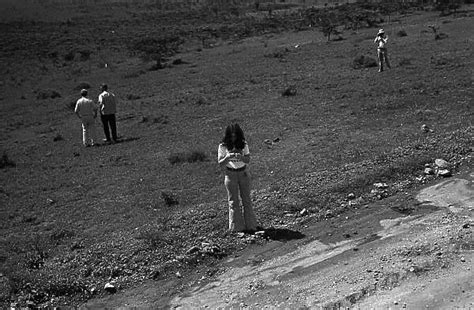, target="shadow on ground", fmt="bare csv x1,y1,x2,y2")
264,228,305,241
